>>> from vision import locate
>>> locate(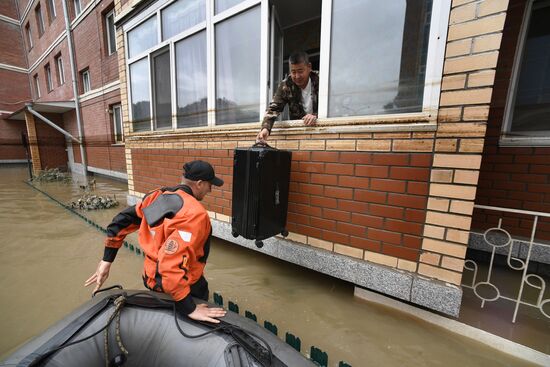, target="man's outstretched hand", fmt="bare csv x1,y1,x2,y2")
188,303,227,323
84,260,112,294
256,128,270,143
